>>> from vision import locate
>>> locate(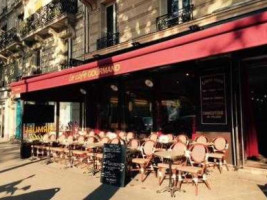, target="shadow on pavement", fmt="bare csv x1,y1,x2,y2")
0,188,60,200
83,184,119,200
258,184,267,197
0,159,45,174
0,175,35,195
